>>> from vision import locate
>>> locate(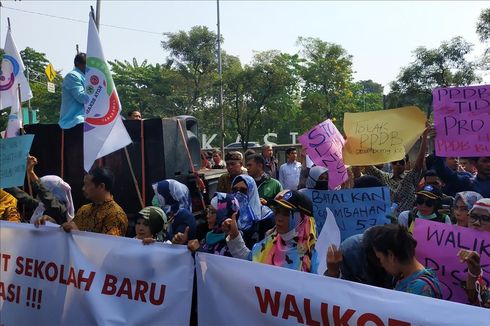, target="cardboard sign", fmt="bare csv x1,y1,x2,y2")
343,106,426,165
0,135,34,188
298,119,348,189
413,219,490,304
305,187,391,240
433,85,490,156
